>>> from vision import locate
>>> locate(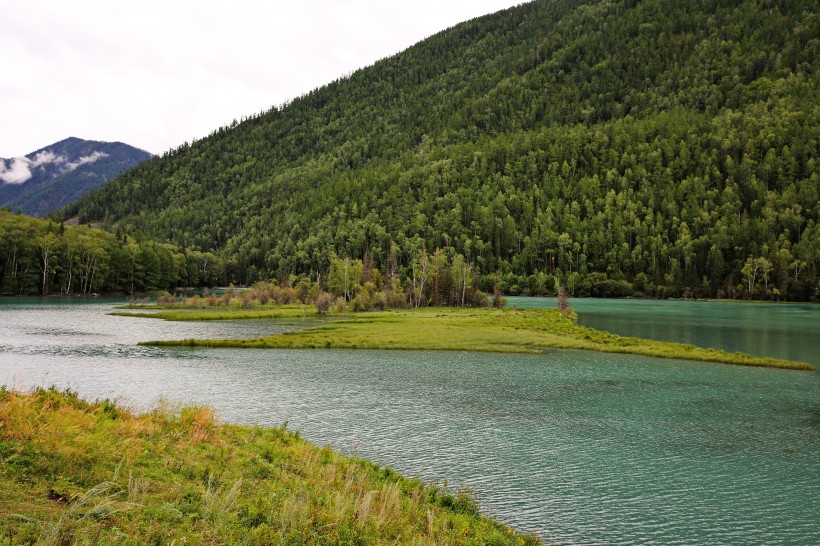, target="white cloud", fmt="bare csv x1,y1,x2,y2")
29,150,65,167
0,149,107,184
0,1,521,157
63,151,108,172
0,157,33,185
